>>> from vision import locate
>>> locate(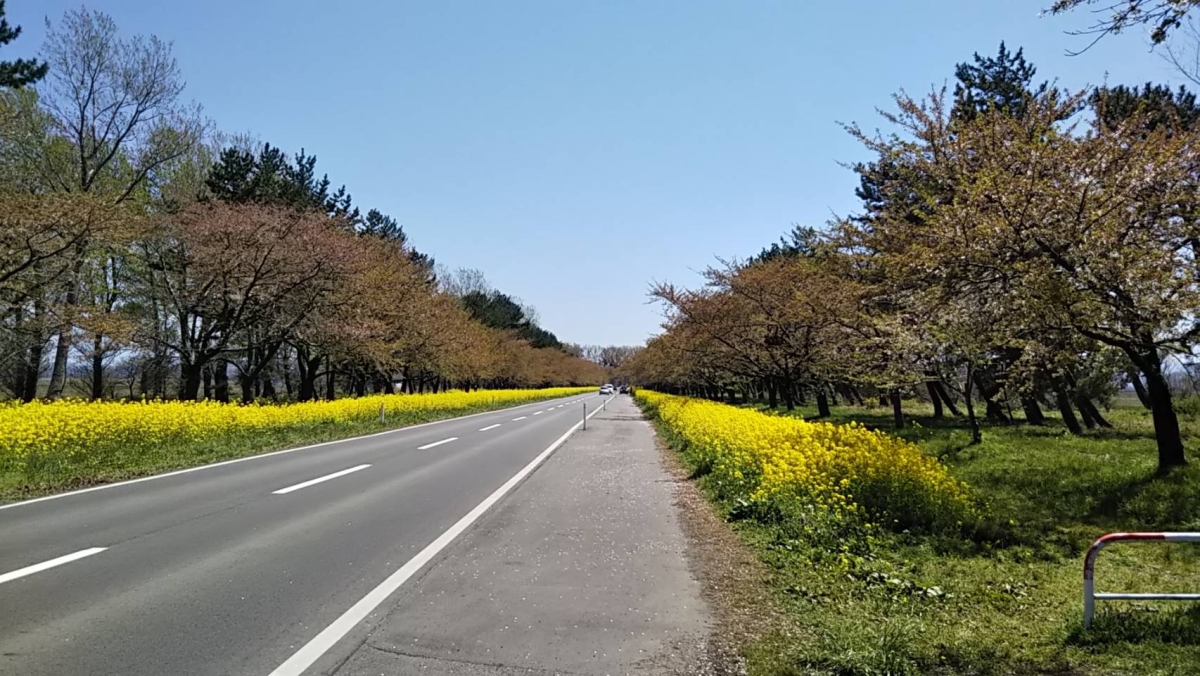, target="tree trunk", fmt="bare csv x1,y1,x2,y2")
90,333,105,400
239,373,255,404
767,379,778,409
11,351,27,402
926,381,945,418
849,386,865,406
889,389,904,430
1021,396,1045,425
1053,382,1083,435
179,361,204,401
964,365,981,444
1130,348,1186,471
151,347,168,399
816,392,830,418
214,361,230,403
46,249,86,400
325,356,336,400
202,363,213,400
297,354,321,401
46,329,71,399
261,374,277,400
984,398,1009,423
1076,395,1098,429
878,394,889,407
1078,397,1113,429
934,381,962,416
1127,368,1152,410
20,338,44,402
